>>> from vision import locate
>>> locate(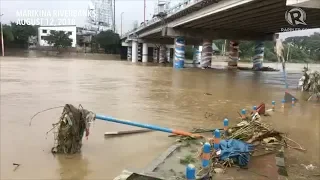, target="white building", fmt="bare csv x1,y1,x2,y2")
38,25,77,47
